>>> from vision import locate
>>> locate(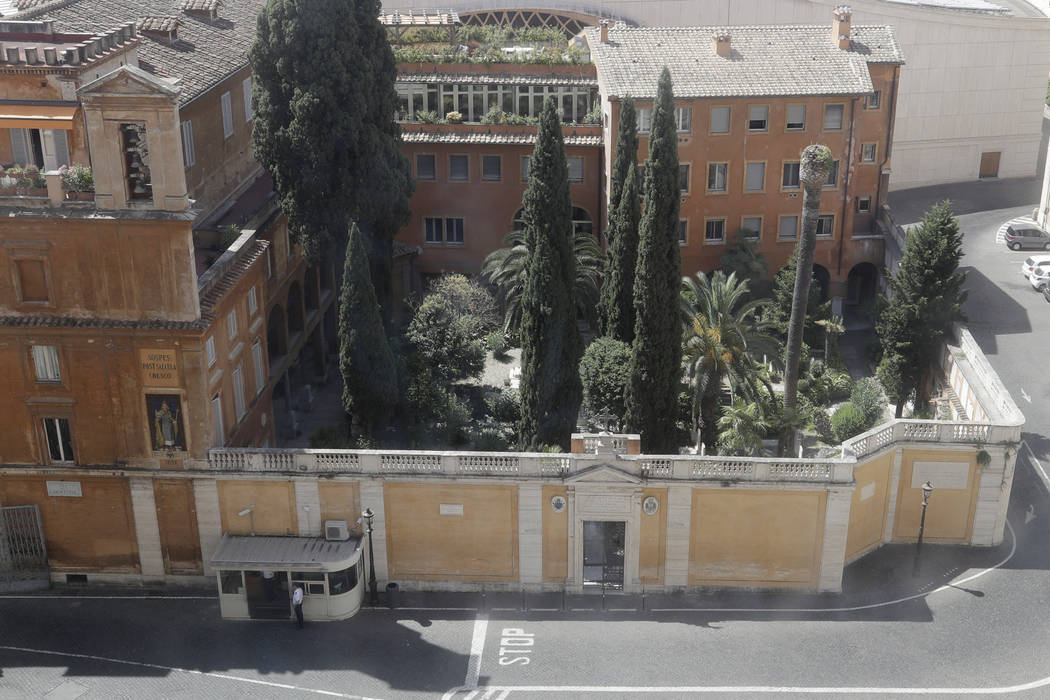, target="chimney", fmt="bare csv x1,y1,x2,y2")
599,20,609,44
833,6,852,50
713,31,731,58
